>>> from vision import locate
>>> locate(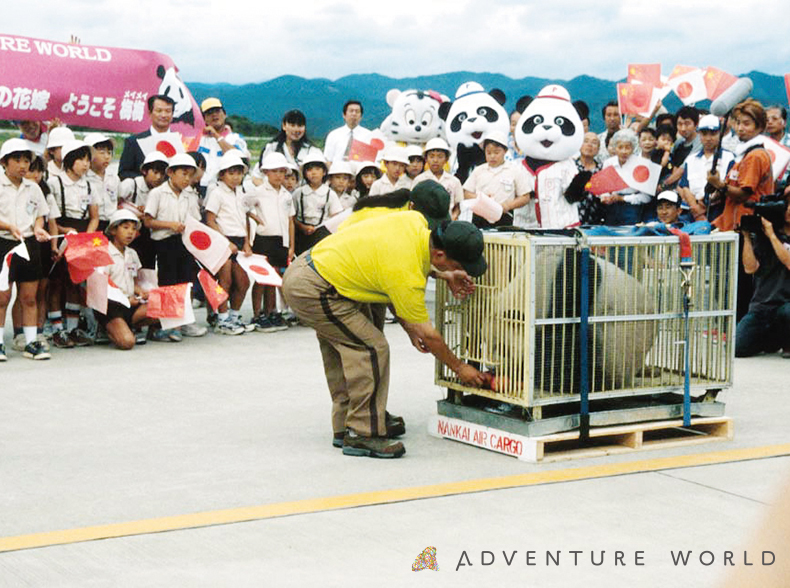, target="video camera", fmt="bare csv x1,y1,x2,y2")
738,201,787,233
